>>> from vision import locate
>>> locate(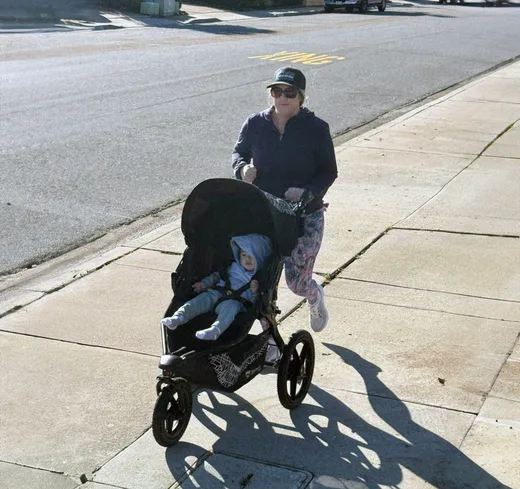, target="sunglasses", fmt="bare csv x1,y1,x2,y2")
270,86,299,99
